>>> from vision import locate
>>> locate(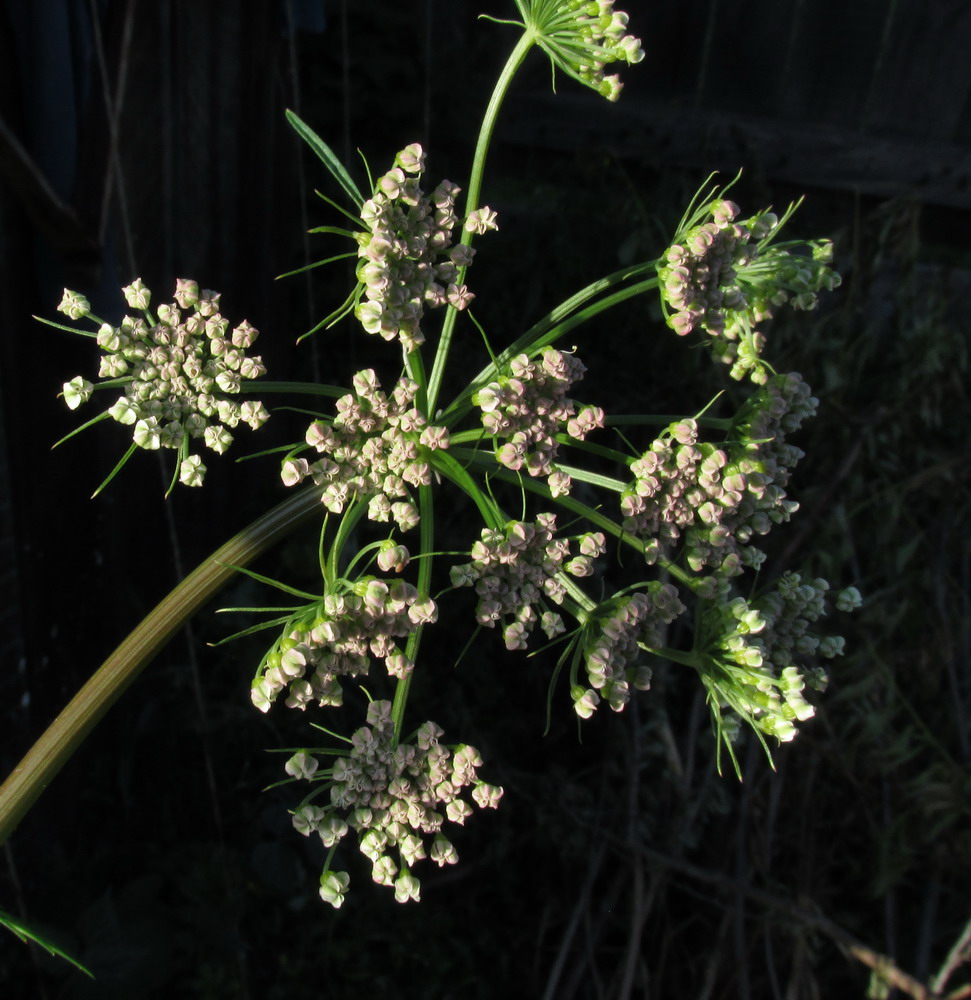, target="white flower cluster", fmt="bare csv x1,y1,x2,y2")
621,373,817,582
473,347,604,497
280,369,449,530
354,143,491,351
517,0,645,102
58,279,268,487
699,573,859,743
573,584,687,717
250,579,437,713
450,513,605,650
287,700,503,907
658,199,841,382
